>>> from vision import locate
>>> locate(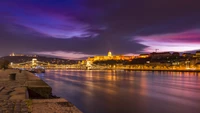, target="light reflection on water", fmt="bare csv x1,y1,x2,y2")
35,70,200,113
